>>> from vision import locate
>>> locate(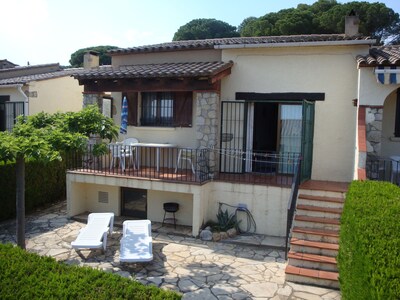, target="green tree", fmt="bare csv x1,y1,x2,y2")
69,45,119,67
238,0,400,44
173,18,240,41
0,106,118,249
